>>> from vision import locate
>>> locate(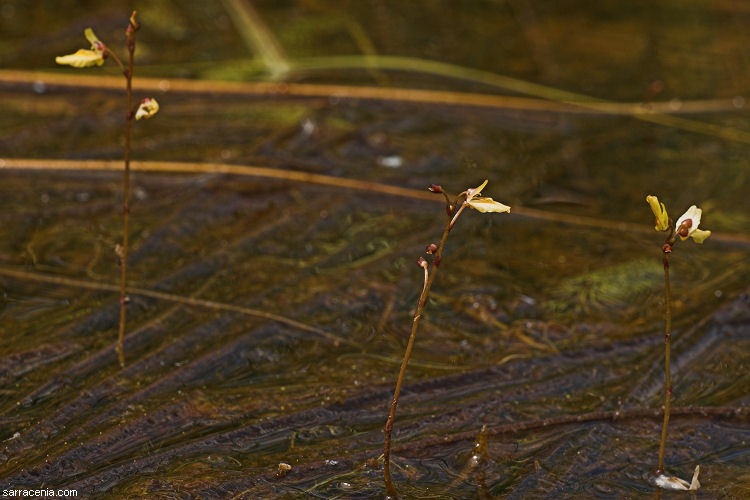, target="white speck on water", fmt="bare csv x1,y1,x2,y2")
301,118,316,136
32,80,46,94
377,155,403,168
